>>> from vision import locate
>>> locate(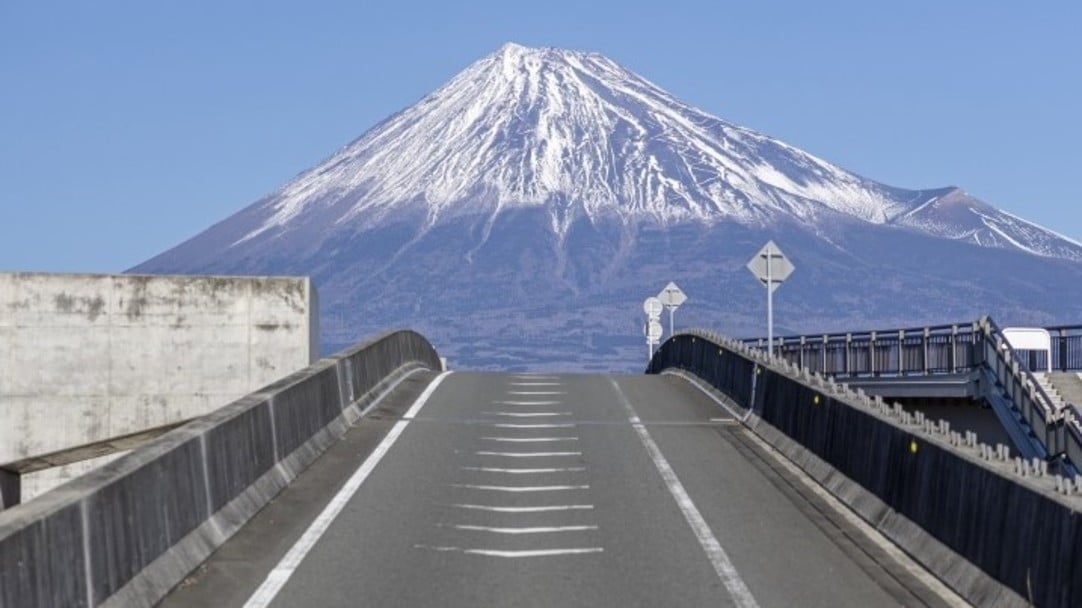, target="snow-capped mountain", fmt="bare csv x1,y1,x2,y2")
134,43,1082,370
